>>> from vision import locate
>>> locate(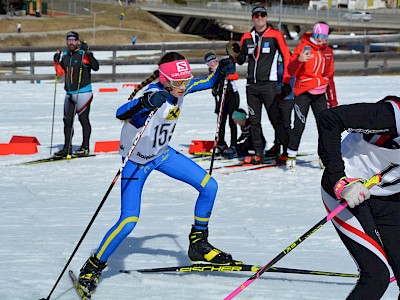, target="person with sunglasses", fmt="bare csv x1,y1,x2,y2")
53,31,99,158
75,52,237,298
285,21,338,171
232,6,292,165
